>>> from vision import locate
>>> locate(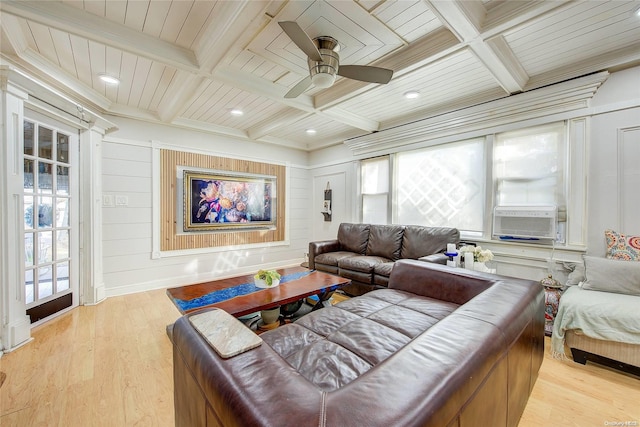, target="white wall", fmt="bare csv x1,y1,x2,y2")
587,67,640,255
101,117,311,296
